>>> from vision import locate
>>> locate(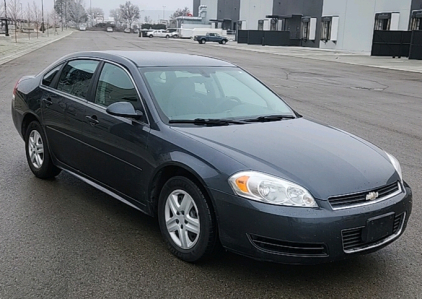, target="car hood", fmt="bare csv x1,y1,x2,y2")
171,118,399,199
